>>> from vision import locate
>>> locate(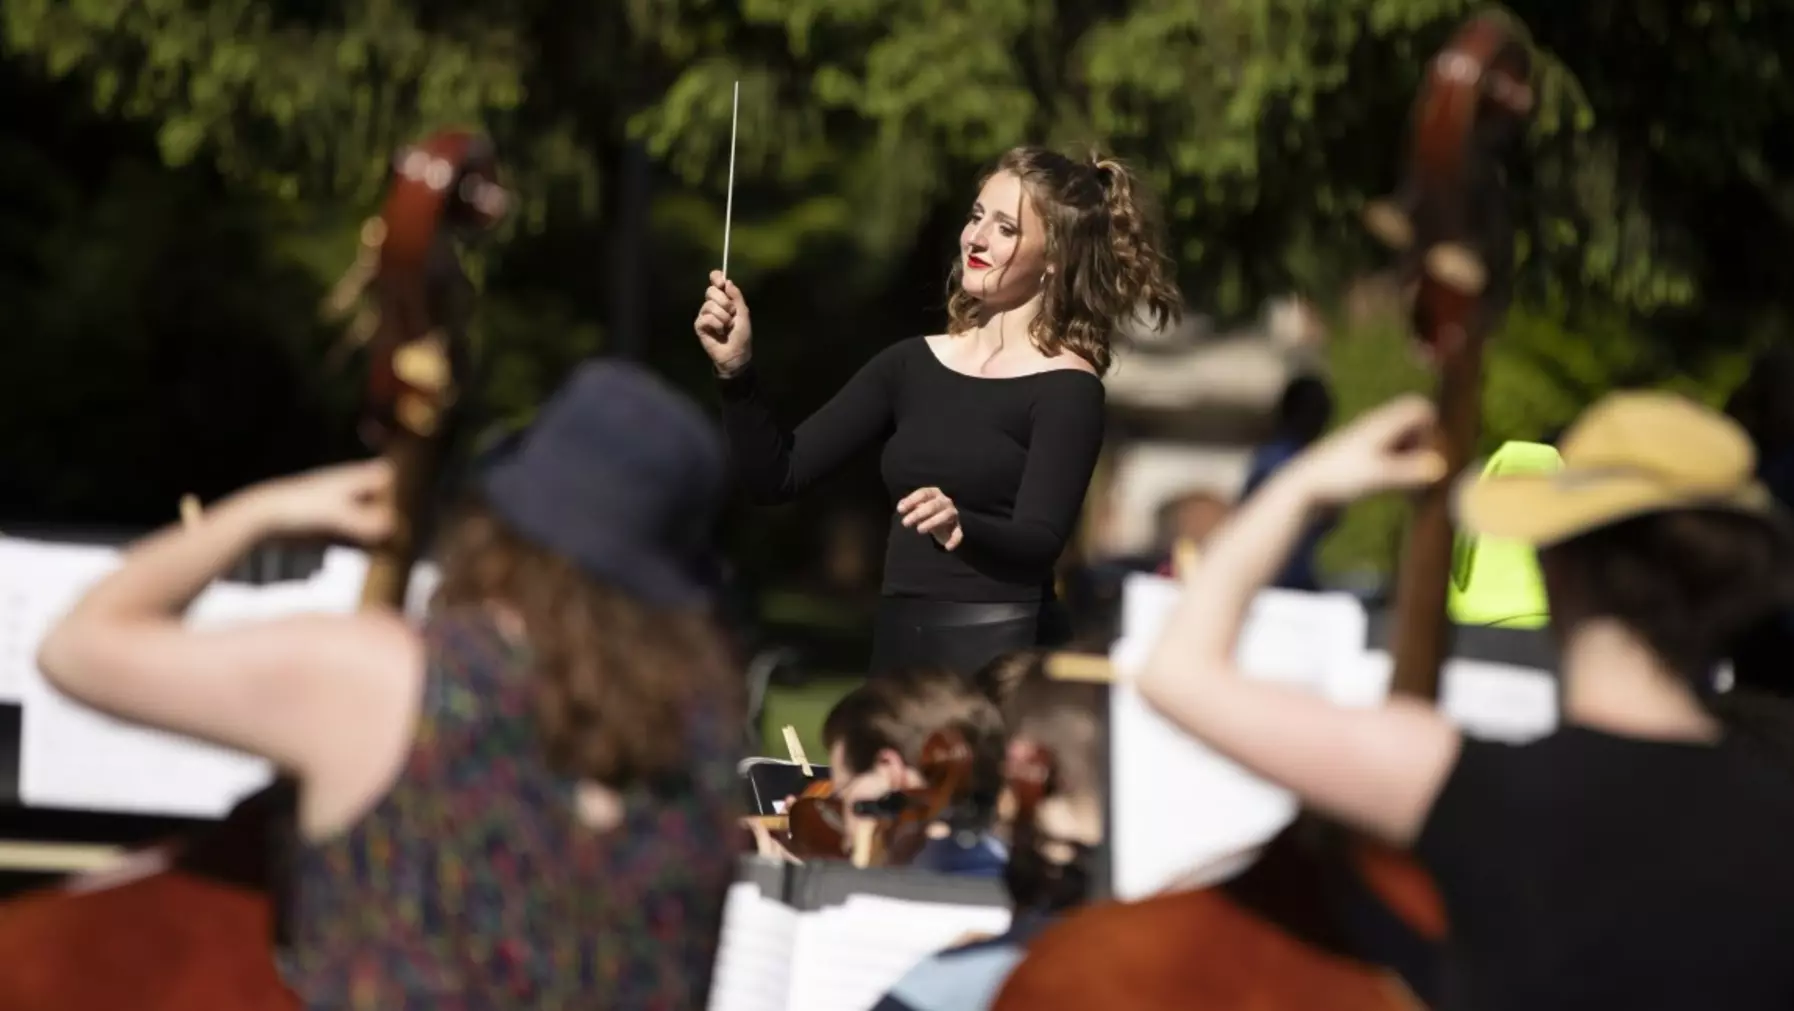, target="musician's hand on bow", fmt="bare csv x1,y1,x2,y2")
747,818,803,864
242,459,397,543
695,270,754,376
898,487,963,551
1290,394,1449,505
